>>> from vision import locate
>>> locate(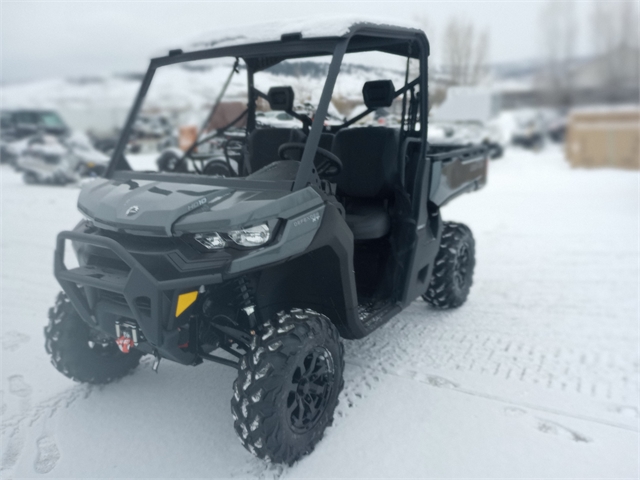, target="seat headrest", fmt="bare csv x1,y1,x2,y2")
362,80,395,109
333,127,399,199
267,86,294,111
